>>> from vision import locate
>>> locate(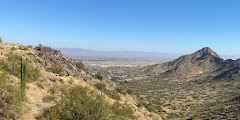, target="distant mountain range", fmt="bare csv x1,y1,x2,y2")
57,48,181,61
57,48,240,61
141,47,240,81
